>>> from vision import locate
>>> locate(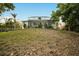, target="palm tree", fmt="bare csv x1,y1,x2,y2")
11,13,17,19
11,13,17,30
38,17,42,28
